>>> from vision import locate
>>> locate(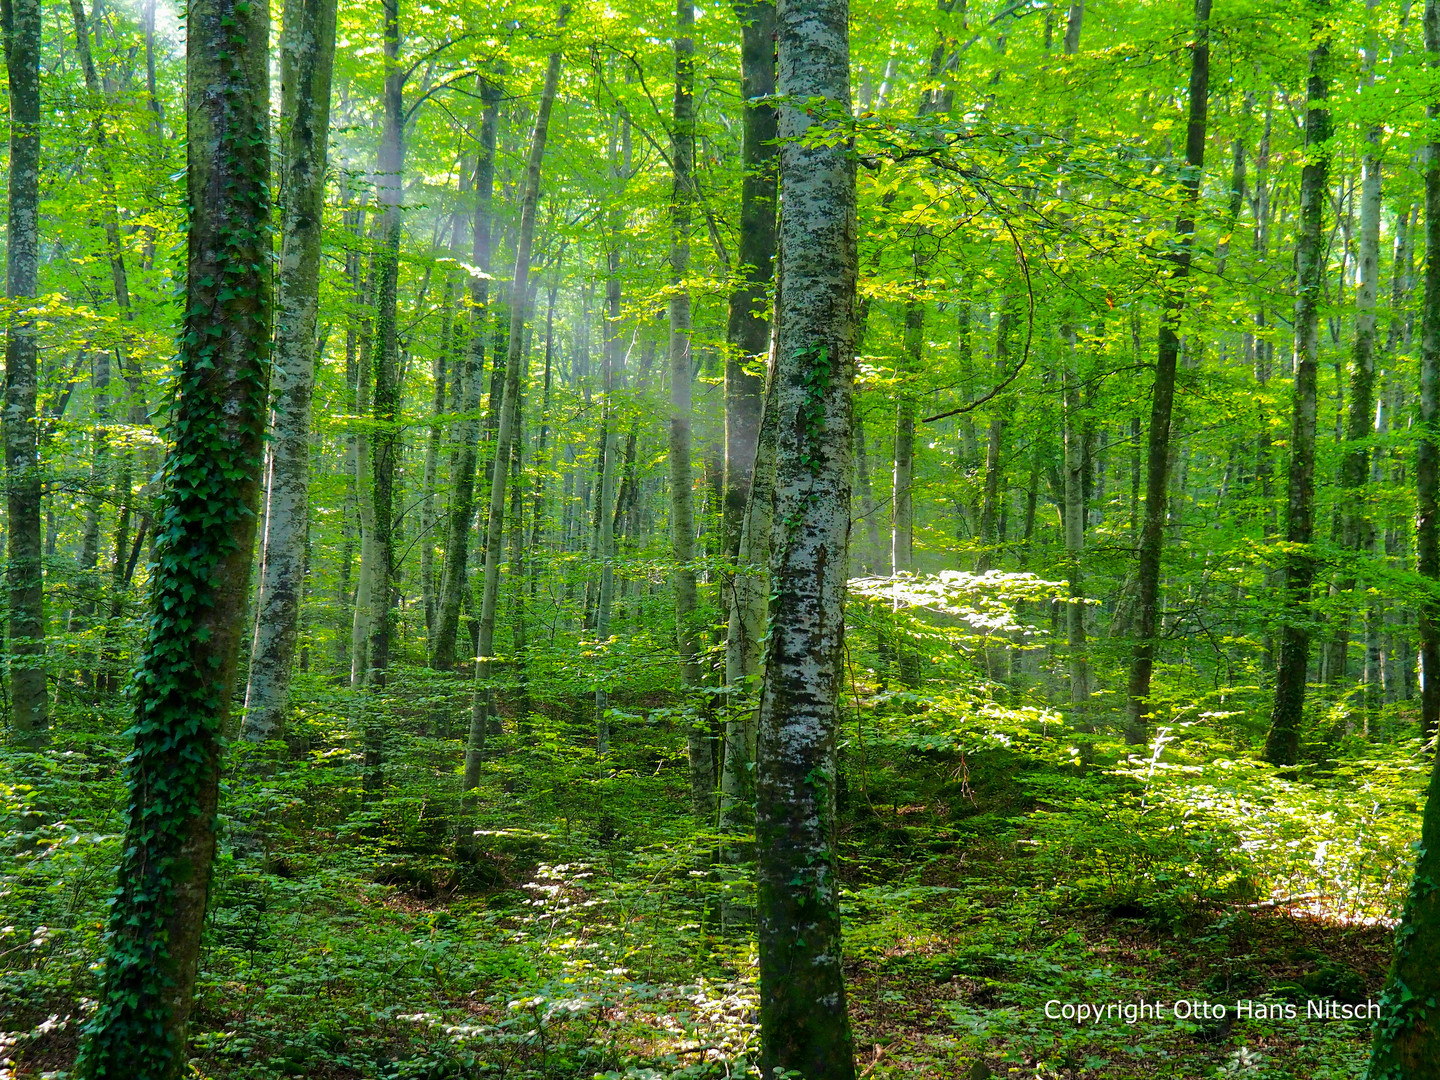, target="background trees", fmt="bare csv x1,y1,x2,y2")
8,0,1440,1075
